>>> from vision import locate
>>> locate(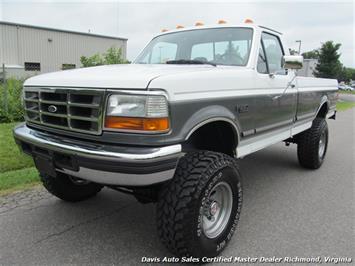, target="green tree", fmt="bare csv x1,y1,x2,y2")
80,53,104,67
314,41,342,79
80,47,128,67
302,49,319,59
104,47,129,64
338,67,355,83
